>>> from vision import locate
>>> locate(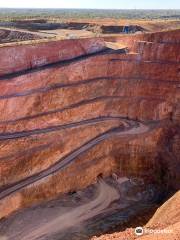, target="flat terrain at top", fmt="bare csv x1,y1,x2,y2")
0,9,180,44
